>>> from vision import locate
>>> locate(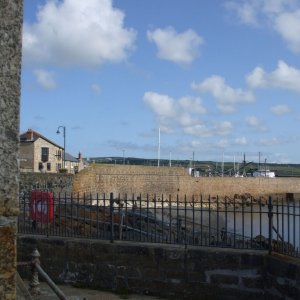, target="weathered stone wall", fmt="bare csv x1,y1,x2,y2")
73,164,186,197
72,164,300,199
17,236,300,299
20,173,74,195
0,0,23,299
19,165,300,201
